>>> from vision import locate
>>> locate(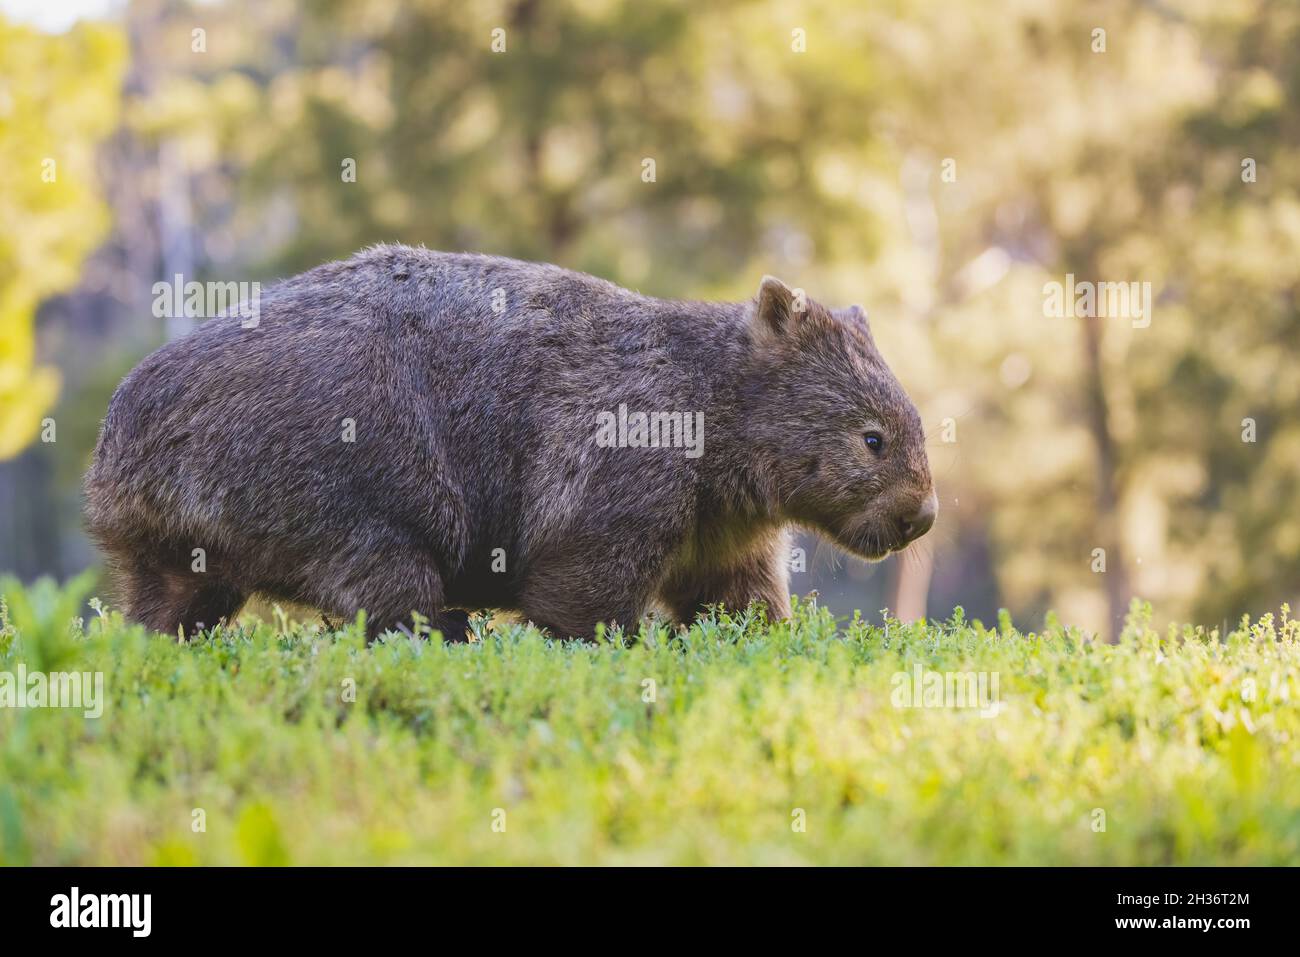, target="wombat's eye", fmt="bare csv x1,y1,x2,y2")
864,431,884,453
